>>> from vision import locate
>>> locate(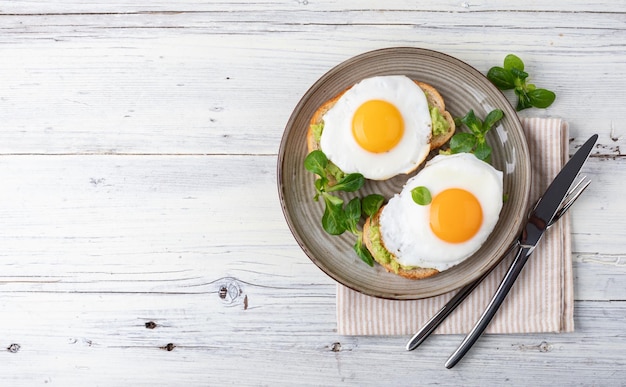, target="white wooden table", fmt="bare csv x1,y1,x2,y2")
1,1,625,385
